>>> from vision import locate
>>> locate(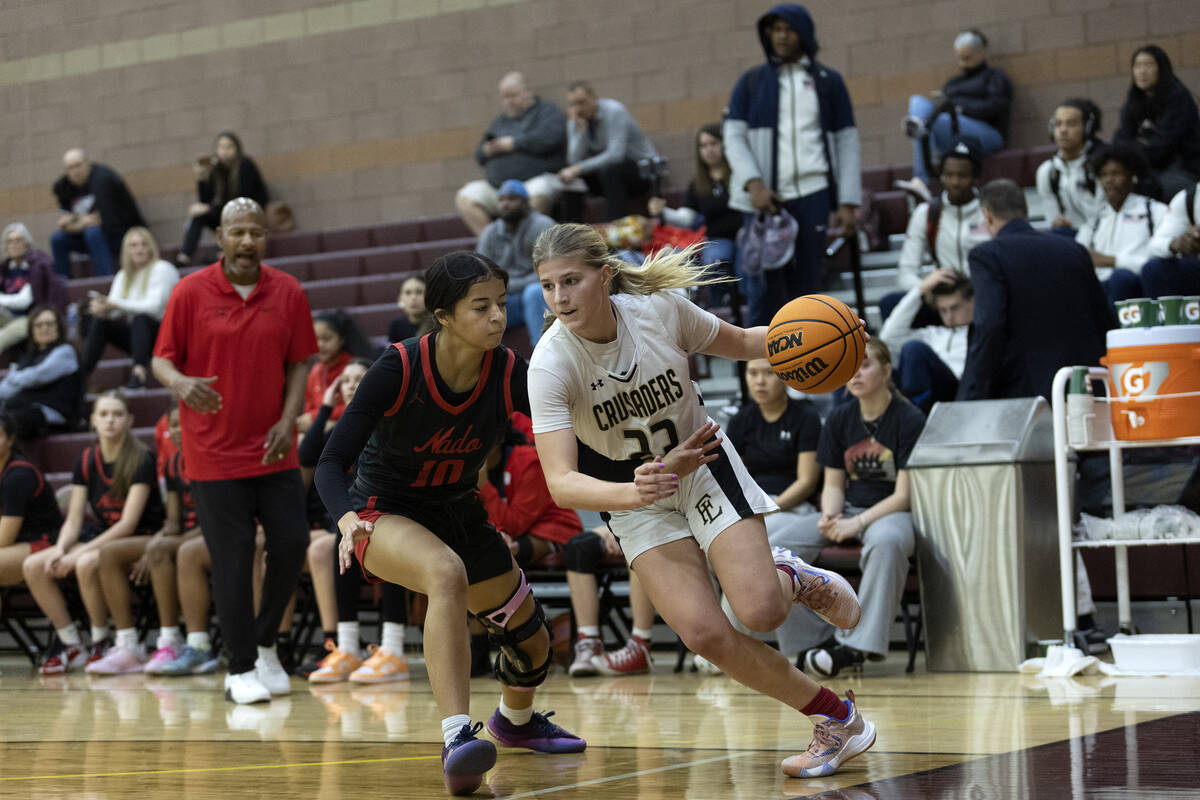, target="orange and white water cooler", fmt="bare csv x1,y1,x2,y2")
1101,326,1200,440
